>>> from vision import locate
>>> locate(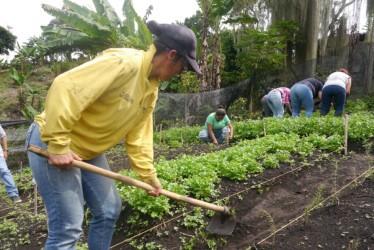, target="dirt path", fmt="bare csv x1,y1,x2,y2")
259,178,374,249
223,153,370,249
